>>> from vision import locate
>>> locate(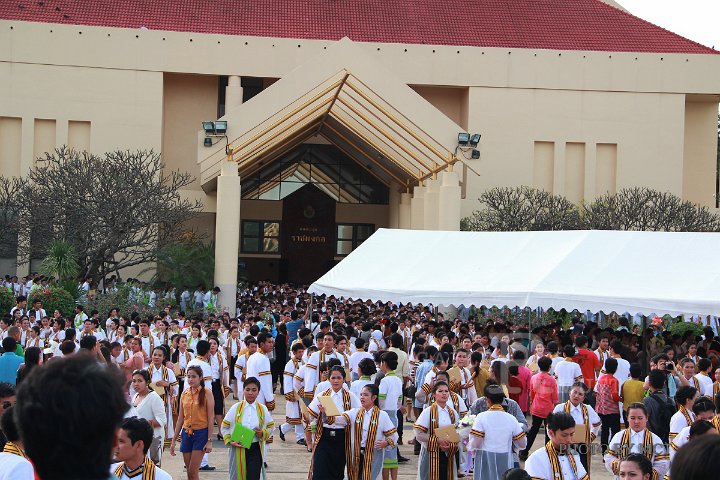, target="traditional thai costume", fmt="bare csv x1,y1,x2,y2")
221,400,274,480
